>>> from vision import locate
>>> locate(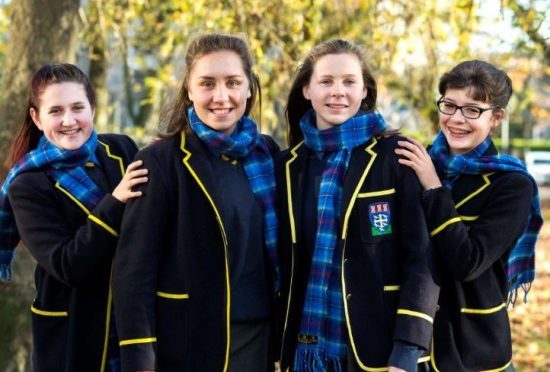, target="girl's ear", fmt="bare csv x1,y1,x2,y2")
302,85,311,100
491,108,505,128
29,108,43,131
